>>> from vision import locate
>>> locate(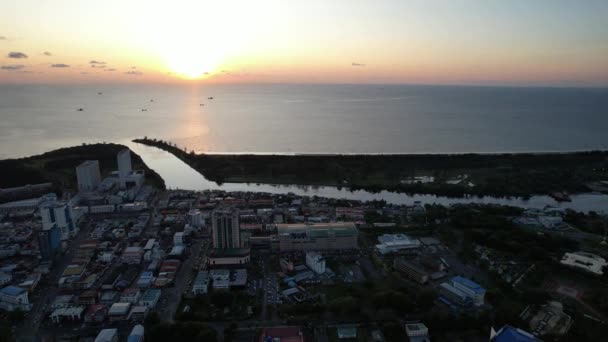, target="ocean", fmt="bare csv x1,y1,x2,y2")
1,83,608,159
